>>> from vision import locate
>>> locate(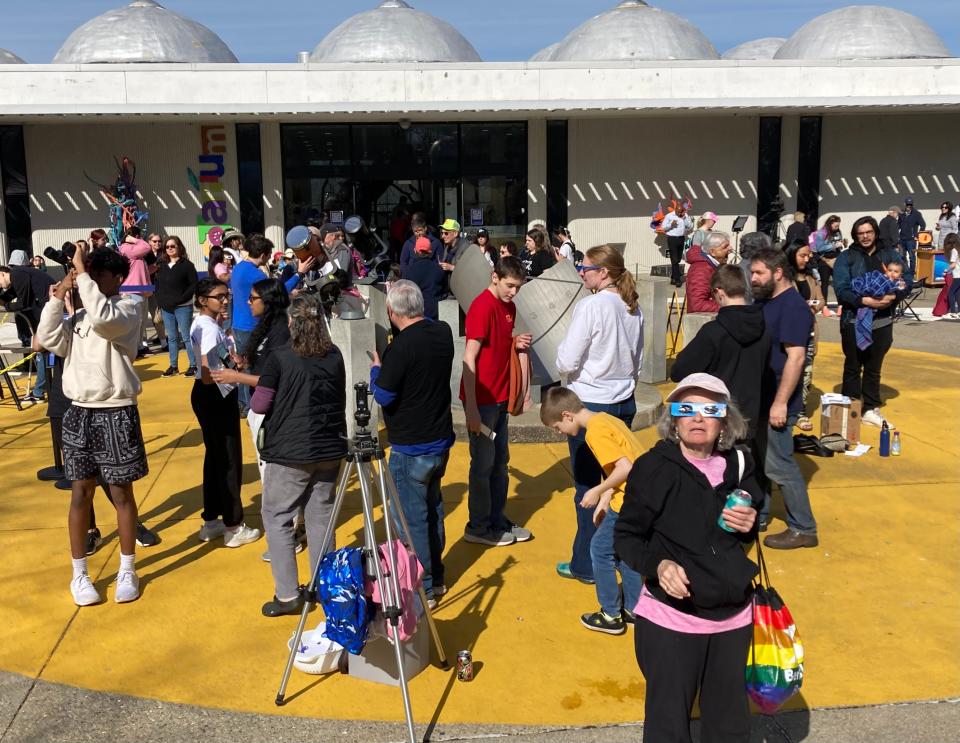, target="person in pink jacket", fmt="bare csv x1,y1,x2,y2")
119,226,153,356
